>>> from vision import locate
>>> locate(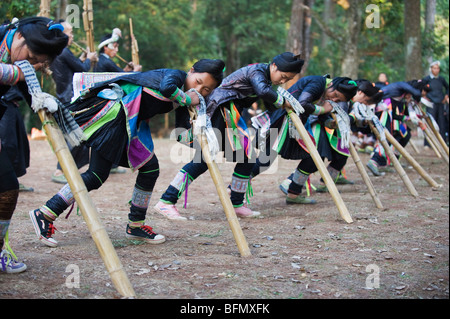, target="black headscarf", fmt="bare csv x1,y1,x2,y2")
272,52,304,74
357,79,384,104
330,77,358,101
